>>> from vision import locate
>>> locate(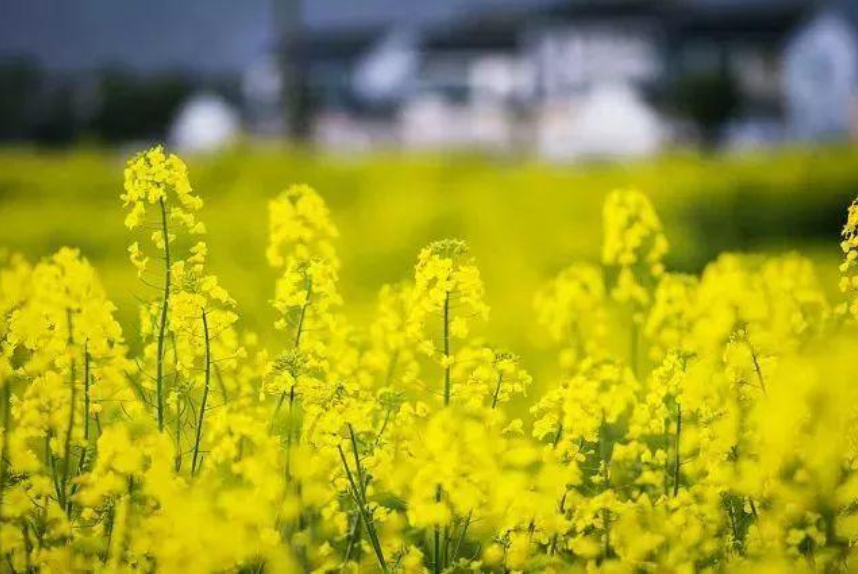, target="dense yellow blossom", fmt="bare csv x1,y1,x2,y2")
267,184,339,269
602,188,668,309
840,195,858,318
2,148,858,572
534,262,608,371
